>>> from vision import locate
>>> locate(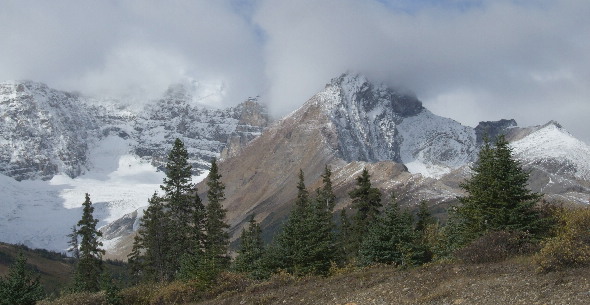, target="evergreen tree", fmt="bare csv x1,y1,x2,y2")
204,158,230,270
66,225,80,259
128,193,171,282
176,189,210,282
452,135,543,246
73,193,105,292
415,200,435,234
180,158,229,282
130,140,210,282
0,253,44,305
316,165,336,211
161,138,194,200
338,208,355,262
272,169,313,275
359,195,416,266
234,215,265,278
307,166,338,274
187,187,207,255
127,234,144,282
413,200,436,264
348,168,382,256
100,271,122,305
161,138,194,272
271,169,338,275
